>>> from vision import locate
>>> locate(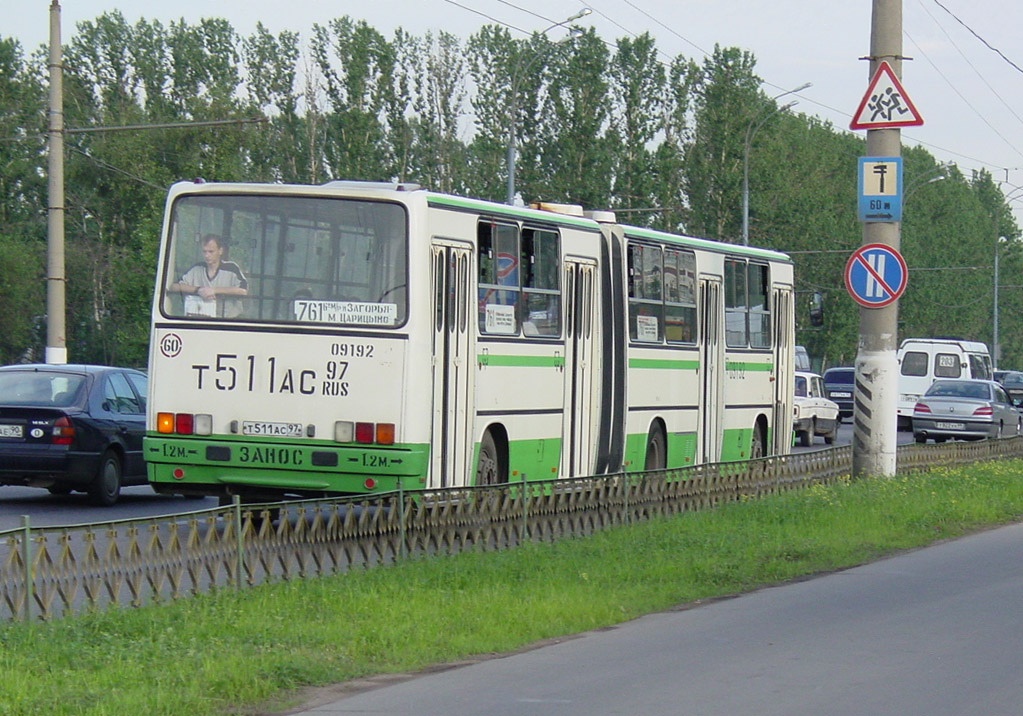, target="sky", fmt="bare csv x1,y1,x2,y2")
9,0,1023,223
